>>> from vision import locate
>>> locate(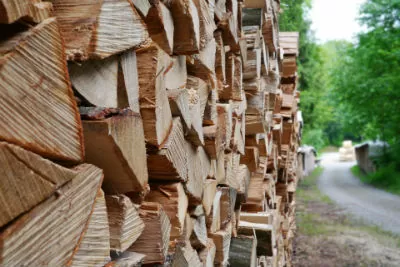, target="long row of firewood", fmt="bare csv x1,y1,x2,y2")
0,0,301,266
